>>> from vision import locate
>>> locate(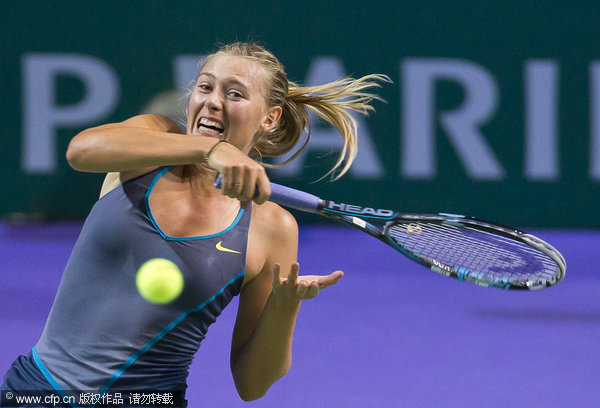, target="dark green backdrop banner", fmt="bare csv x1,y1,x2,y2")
2,2,598,227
